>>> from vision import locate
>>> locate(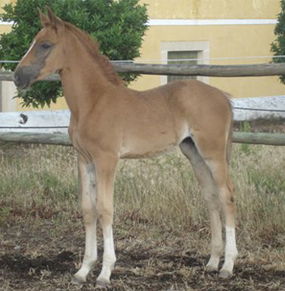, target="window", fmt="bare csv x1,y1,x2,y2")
161,41,209,85
167,50,198,83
